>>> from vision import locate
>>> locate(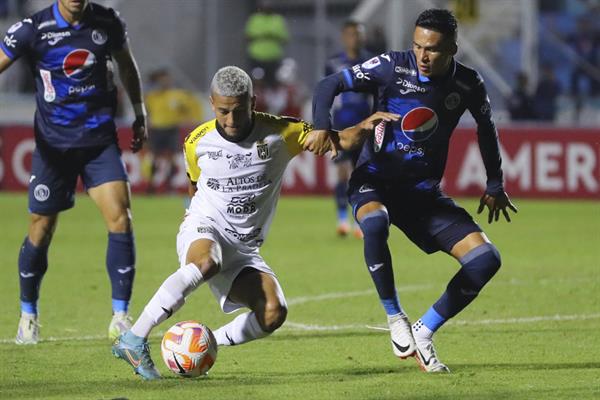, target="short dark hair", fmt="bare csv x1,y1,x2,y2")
415,9,457,40
342,19,363,31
